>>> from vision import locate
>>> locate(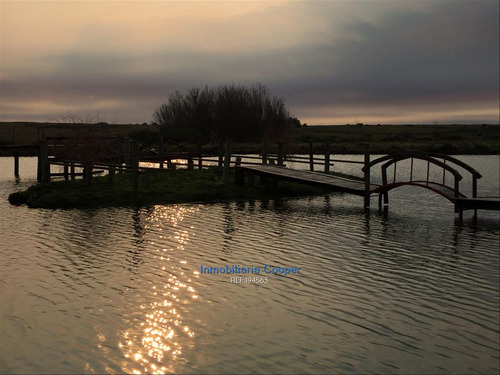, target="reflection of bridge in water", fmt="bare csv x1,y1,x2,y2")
240,150,499,221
